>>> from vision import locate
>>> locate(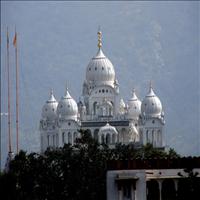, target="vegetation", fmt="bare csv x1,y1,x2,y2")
0,130,182,200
